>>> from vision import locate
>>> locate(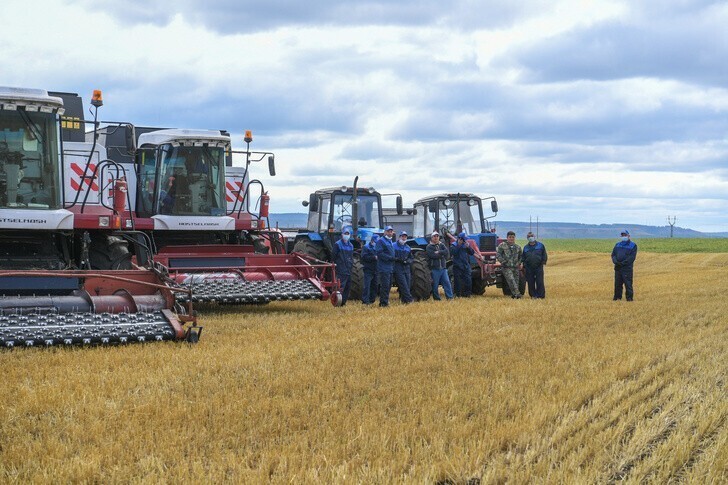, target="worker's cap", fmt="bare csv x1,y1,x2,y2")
431,231,440,237
370,234,379,242
399,231,408,237
384,225,394,231
342,226,352,234
458,232,467,239
620,229,630,236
